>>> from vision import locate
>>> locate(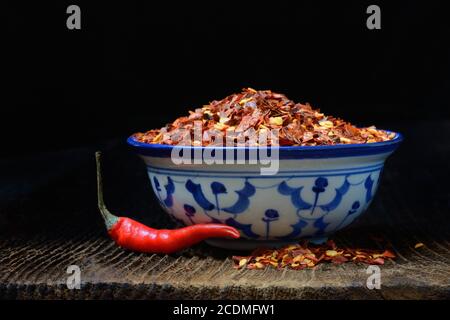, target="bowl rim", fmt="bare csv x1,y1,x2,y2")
127,130,403,159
